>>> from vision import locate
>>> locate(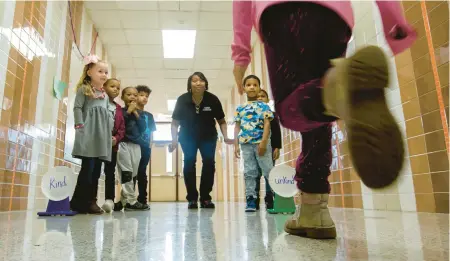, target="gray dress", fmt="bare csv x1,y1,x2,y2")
72,86,114,162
